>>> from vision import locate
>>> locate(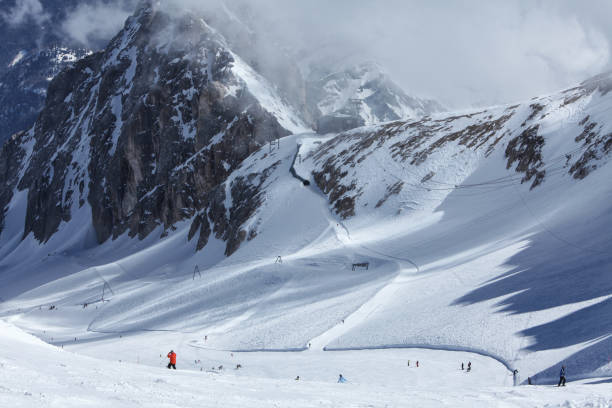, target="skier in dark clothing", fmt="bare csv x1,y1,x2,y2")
467,361,471,372
513,369,519,386
558,365,566,386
